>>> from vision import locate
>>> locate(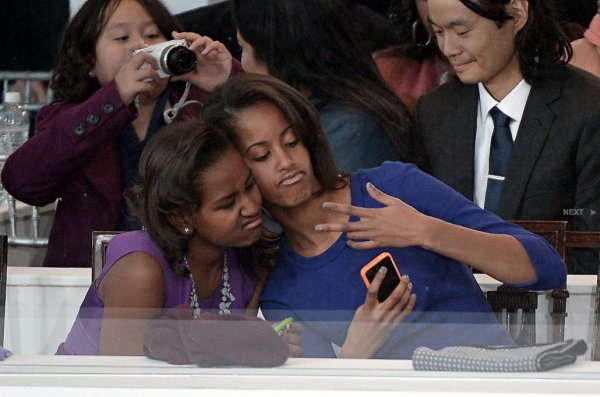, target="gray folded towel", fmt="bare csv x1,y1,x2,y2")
412,339,587,372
